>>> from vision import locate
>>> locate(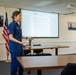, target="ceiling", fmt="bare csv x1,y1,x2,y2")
0,0,76,14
